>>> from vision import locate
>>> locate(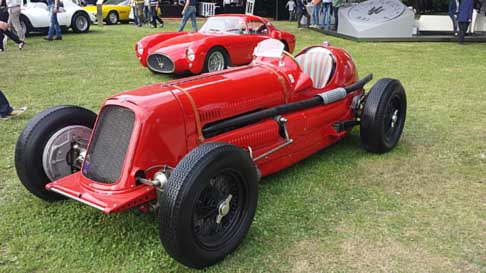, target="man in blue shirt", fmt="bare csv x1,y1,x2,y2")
178,0,197,32
458,0,474,44
44,0,62,40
